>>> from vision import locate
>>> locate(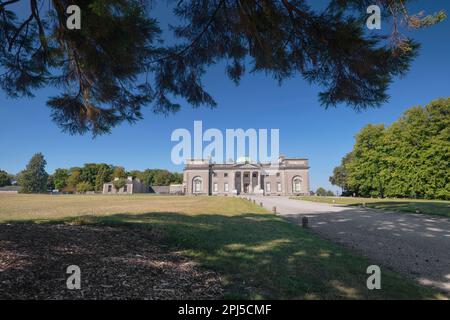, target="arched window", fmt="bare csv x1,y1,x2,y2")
292,176,302,193
192,177,203,193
